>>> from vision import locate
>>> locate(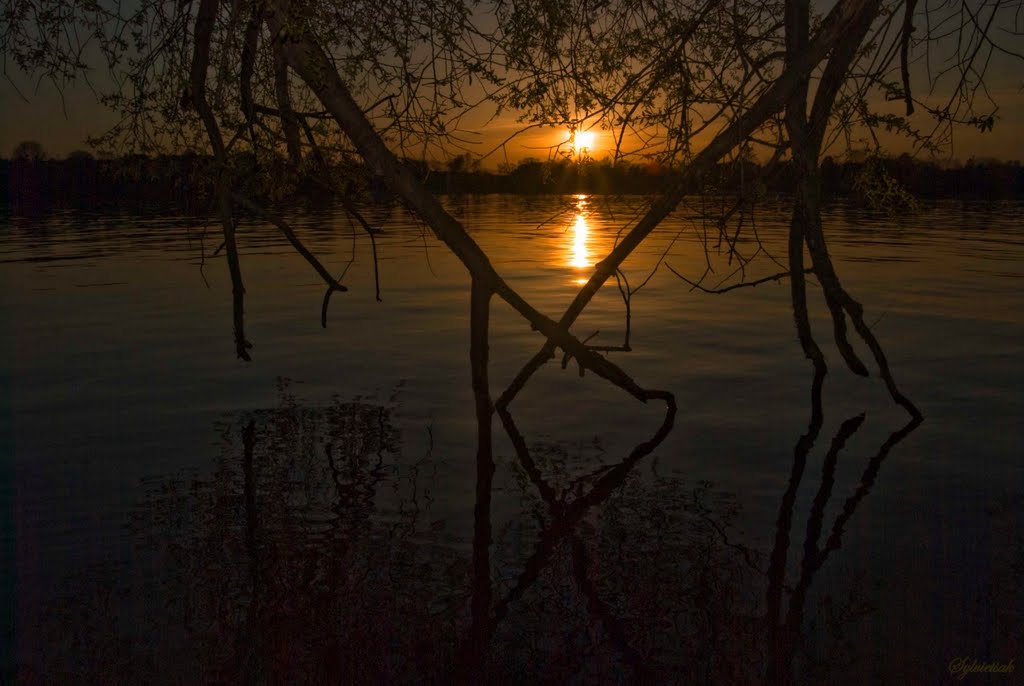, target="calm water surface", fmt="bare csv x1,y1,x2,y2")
2,195,1022,683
